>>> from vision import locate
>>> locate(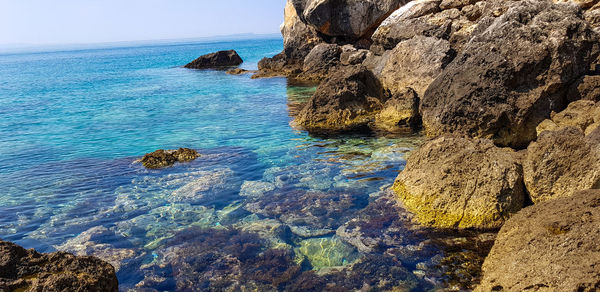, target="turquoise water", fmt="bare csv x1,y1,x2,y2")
0,38,488,291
